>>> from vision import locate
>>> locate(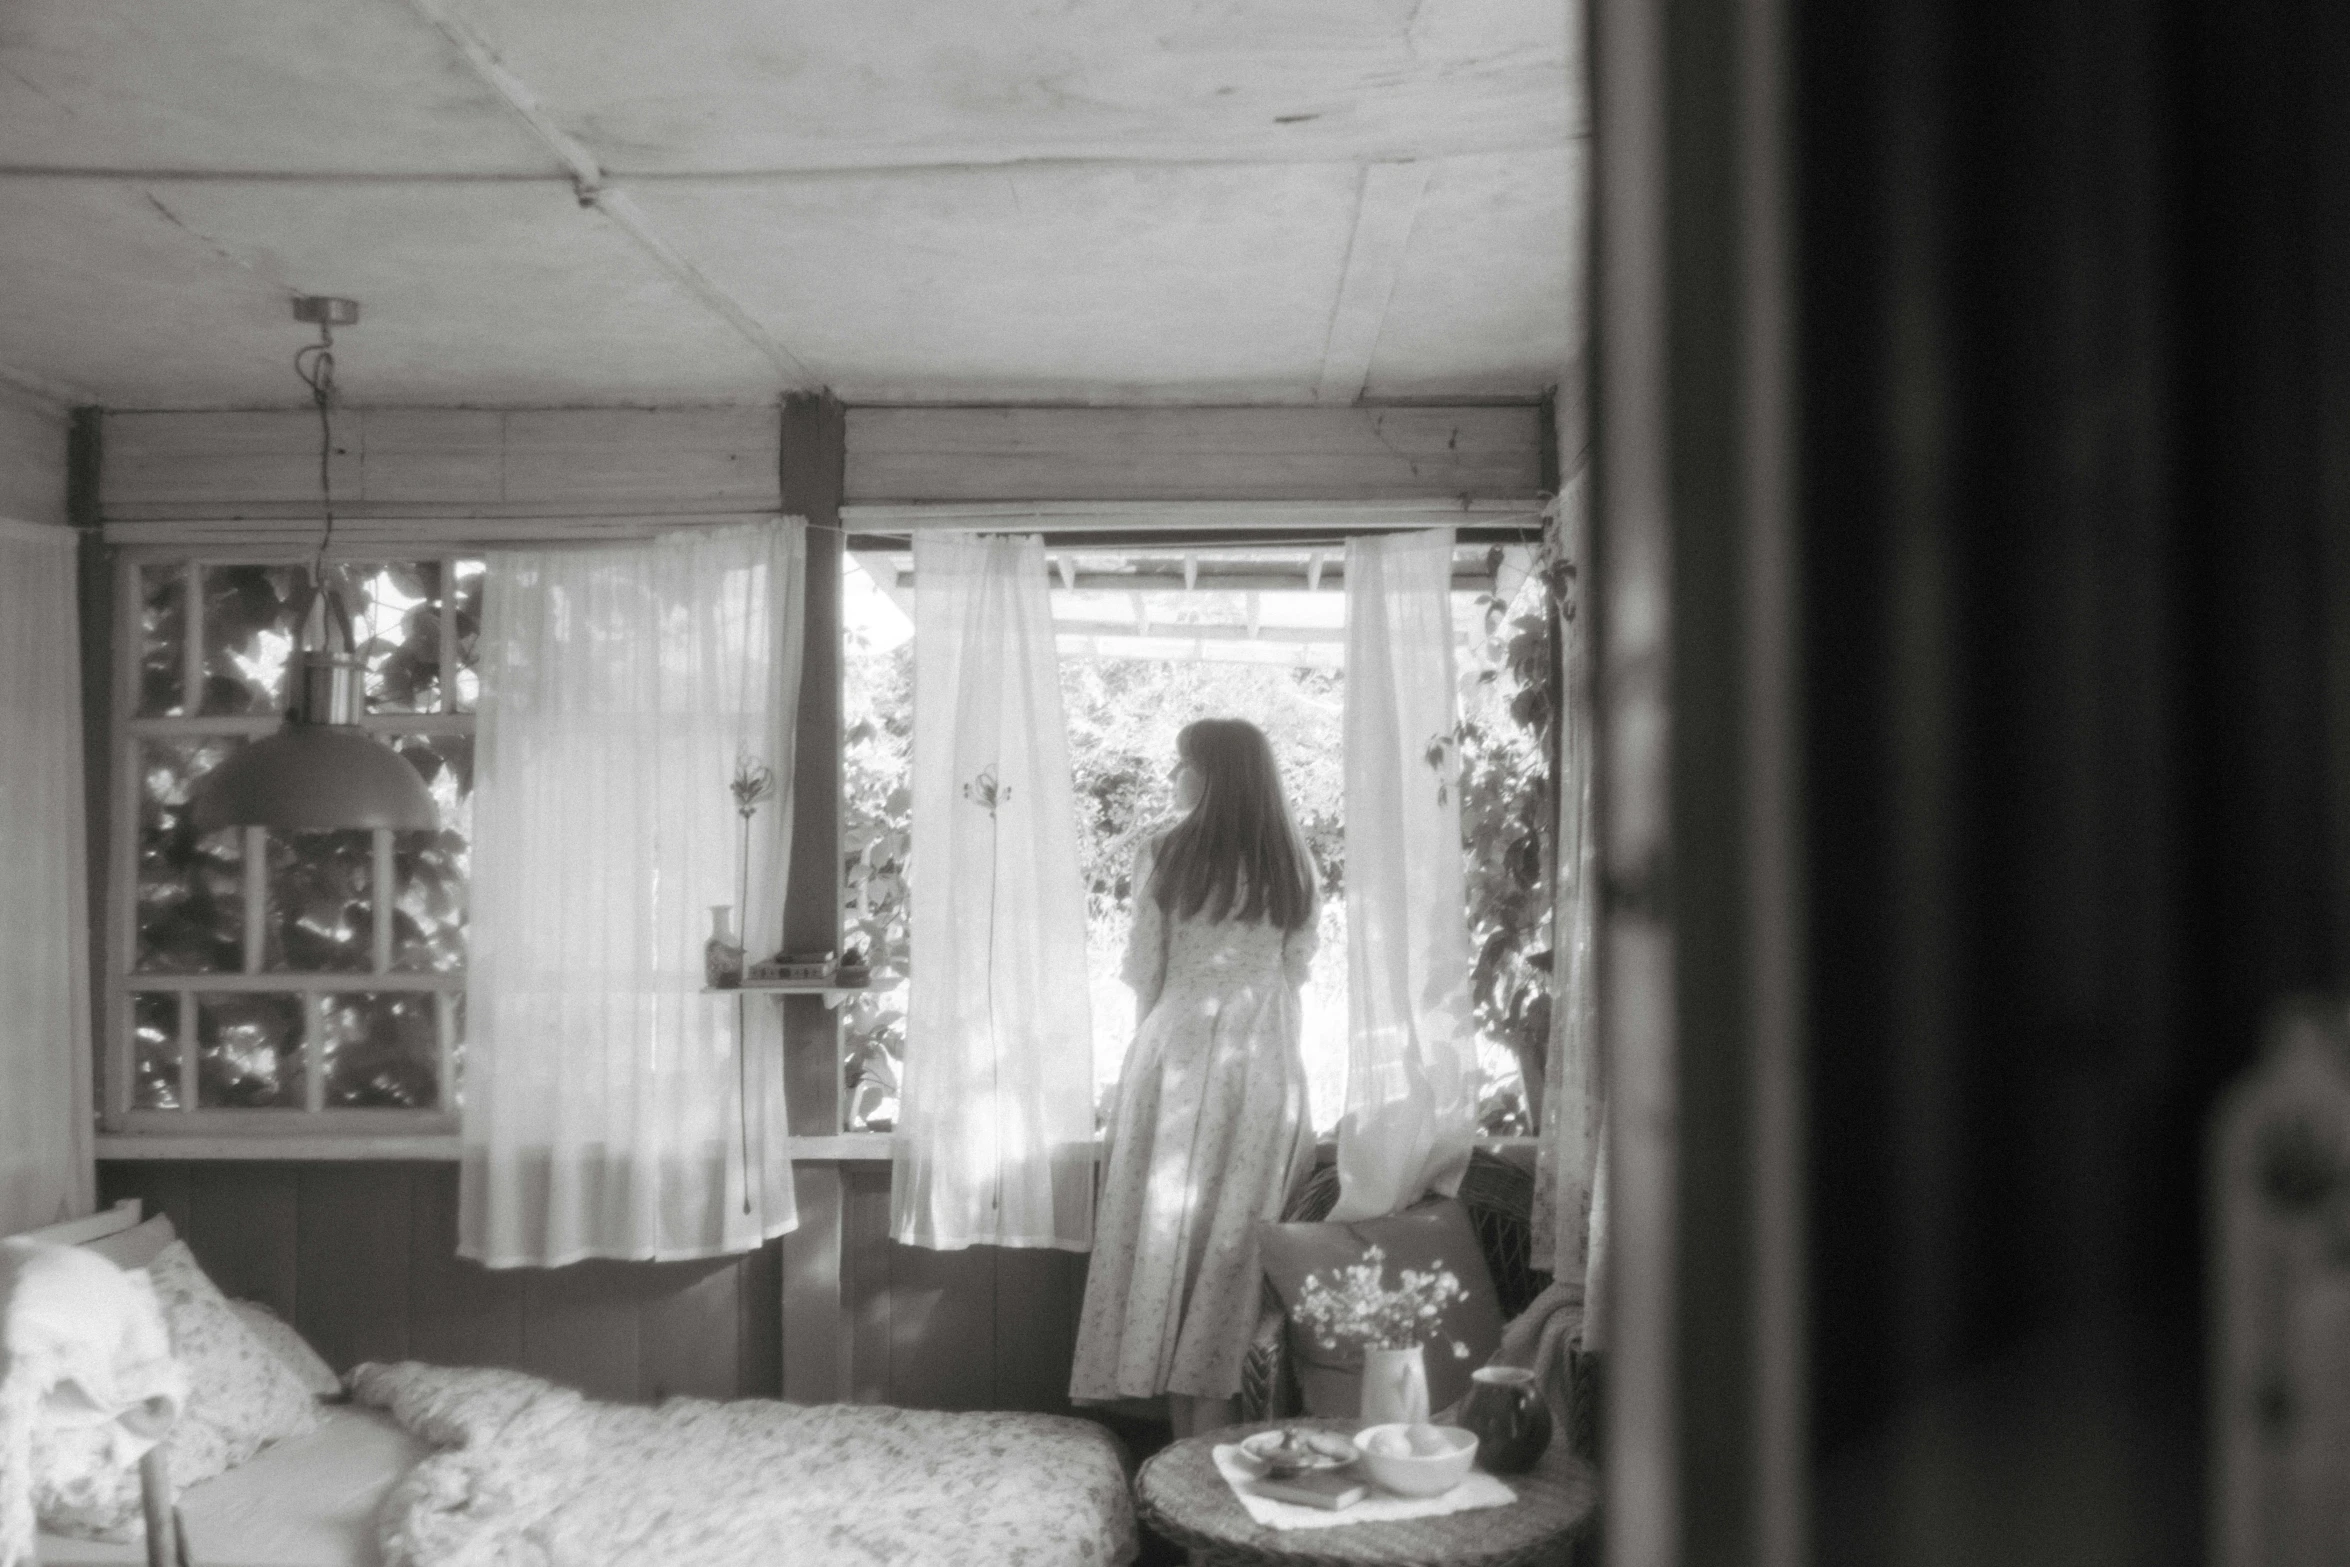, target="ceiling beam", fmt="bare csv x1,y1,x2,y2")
1315,161,1431,405
403,0,818,388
